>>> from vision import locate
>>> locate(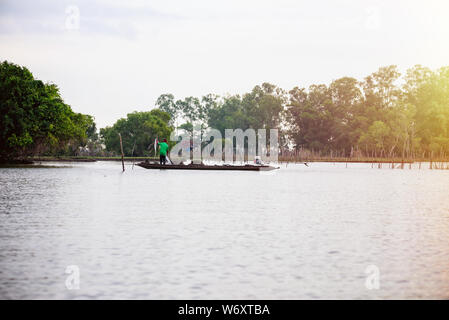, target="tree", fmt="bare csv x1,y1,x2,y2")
286,84,333,151
404,66,449,155
362,65,402,111
208,95,250,135
207,83,285,139
155,94,177,125
0,61,95,160
328,77,363,152
358,121,391,156
100,110,173,157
